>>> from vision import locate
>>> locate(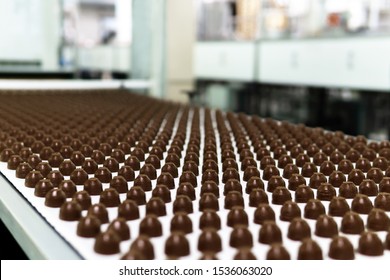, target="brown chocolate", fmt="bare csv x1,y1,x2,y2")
340,211,365,234
295,185,314,203
72,190,92,210
77,216,101,238
254,204,275,225
266,244,291,260
107,218,130,241
315,214,338,238
317,183,336,201
328,236,354,260
367,208,390,231
304,199,325,219
58,180,76,198
328,196,350,216
288,218,311,241
198,229,222,252
297,239,323,260
165,232,190,257
59,201,82,221
280,201,301,221
230,225,253,248
173,195,193,214
170,212,193,234
146,197,167,216
129,235,154,260
374,192,390,211
139,215,163,237
87,203,109,224
118,199,139,221
351,194,373,214
358,232,384,256
94,231,121,255
338,181,358,198
258,221,282,244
